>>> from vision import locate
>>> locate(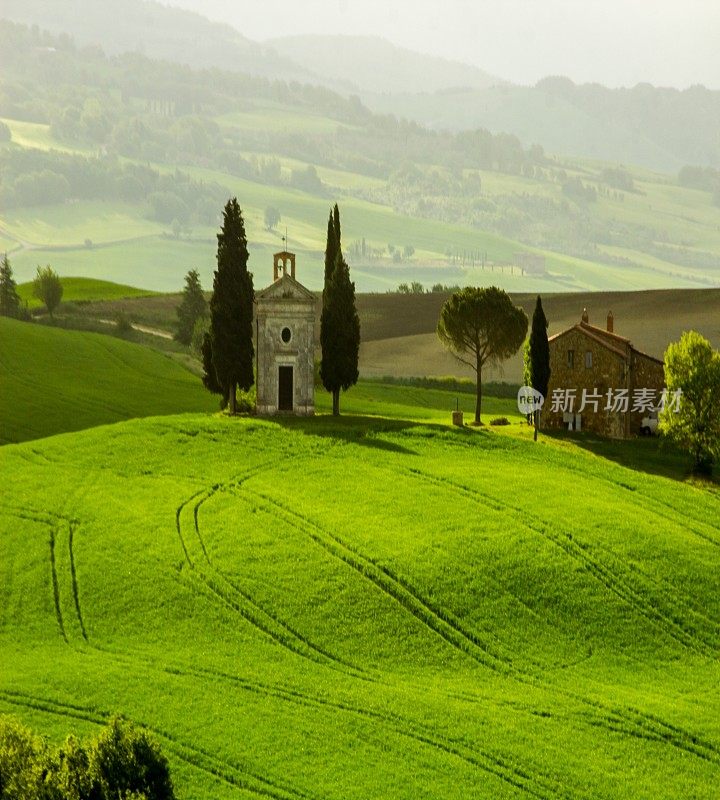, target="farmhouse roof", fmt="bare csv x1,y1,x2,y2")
548,321,663,364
